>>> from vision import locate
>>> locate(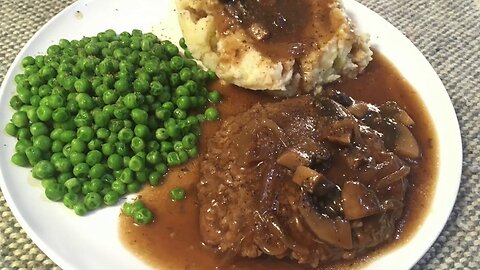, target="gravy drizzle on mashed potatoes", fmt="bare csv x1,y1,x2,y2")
175,0,372,95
